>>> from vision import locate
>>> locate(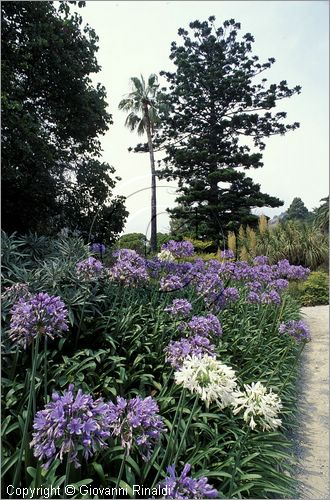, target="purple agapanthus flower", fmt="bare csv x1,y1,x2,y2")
30,385,111,468
195,272,224,306
160,275,184,292
90,243,106,254
275,260,310,280
270,279,289,291
2,282,31,303
186,314,222,337
246,281,263,292
109,249,148,286
164,299,193,317
232,261,253,280
286,265,310,280
247,291,261,304
108,396,165,461
165,335,216,369
260,290,281,305
146,258,163,279
220,249,235,259
159,463,218,499
279,320,311,342
223,287,240,303
8,292,69,348
161,240,194,258
250,264,274,284
253,256,269,266
76,257,103,280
